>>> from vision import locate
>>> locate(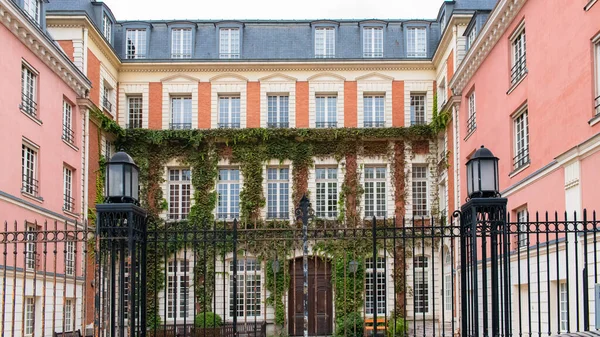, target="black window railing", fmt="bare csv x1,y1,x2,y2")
102,96,112,113
218,123,241,129
127,53,146,59
467,113,477,134
315,121,337,128
127,120,143,129
63,194,75,212
22,175,39,197
364,121,385,128
216,212,240,220
511,55,527,85
594,94,600,116
62,124,75,144
410,119,427,126
219,53,240,59
365,210,386,217
171,53,192,59
363,52,383,58
315,53,335,58
267,122,289,128
21,93,38,117
169,123,192,130
316,211,338,219
513,148,530,170
168,213,189,221
266,212,289,220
